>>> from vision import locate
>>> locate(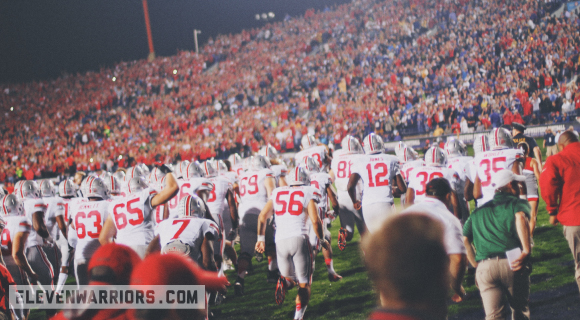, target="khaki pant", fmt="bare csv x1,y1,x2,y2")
563,225,580,292
546,144,559,157
476,258,530,320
